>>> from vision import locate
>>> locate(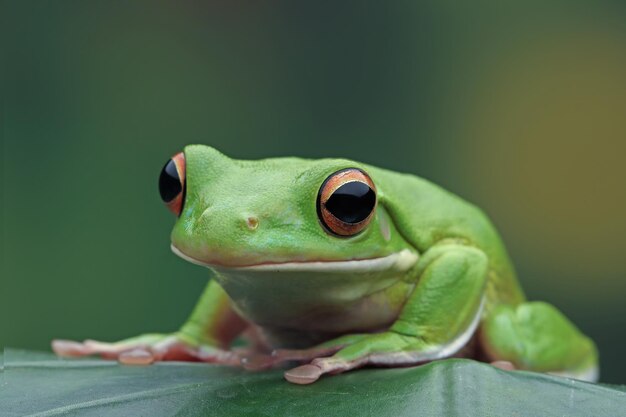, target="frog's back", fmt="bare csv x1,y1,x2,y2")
367,165,525,308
